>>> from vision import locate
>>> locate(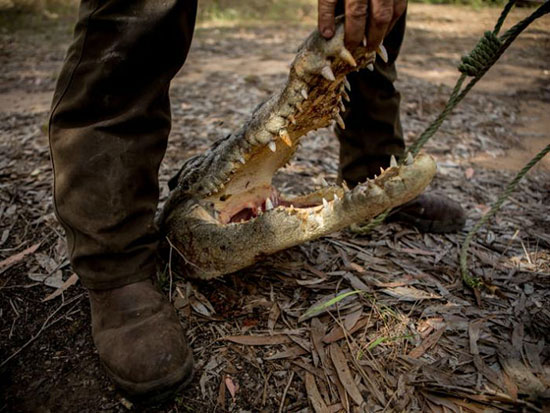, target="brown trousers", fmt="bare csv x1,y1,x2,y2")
49,0,405,289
